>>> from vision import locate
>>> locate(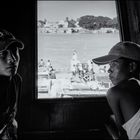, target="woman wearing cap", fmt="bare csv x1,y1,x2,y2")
0,29,24,140
93,41,140,139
